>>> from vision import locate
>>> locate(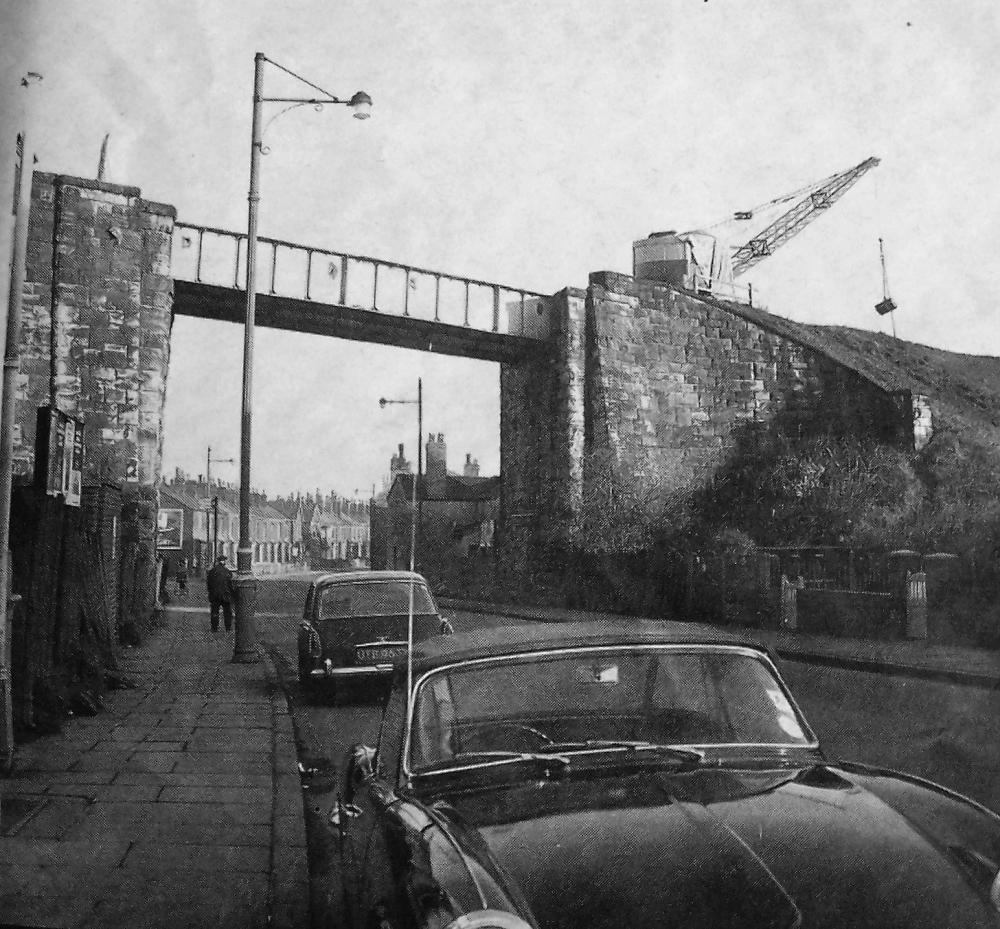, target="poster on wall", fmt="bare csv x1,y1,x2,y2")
157,509,184,550
34,405,85,507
